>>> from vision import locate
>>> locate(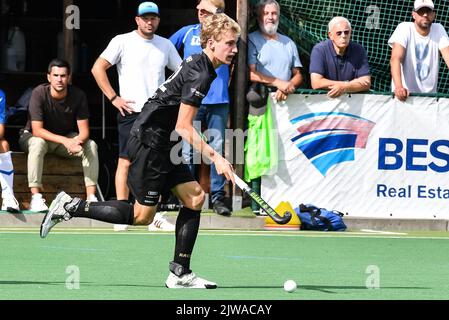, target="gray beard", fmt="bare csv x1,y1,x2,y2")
258,21,278,36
